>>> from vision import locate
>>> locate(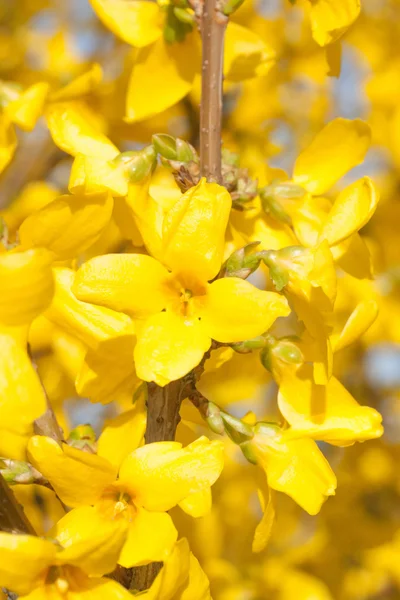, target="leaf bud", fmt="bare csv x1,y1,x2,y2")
206,402,225,435
222,242,262,279
152,134,198,163
220,411,254,445
222,0,245,16
260,337,303,374
0,459,45,485
259,181,305,224
115,146,156,183
231,335,268,354
67,424,97,452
